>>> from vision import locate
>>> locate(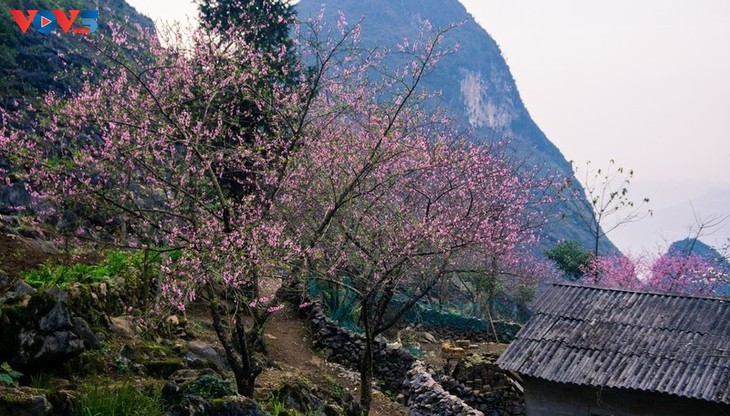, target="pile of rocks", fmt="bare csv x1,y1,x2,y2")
403,361,484,416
